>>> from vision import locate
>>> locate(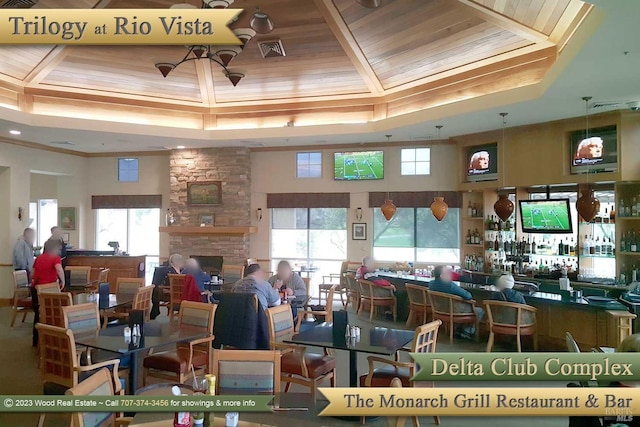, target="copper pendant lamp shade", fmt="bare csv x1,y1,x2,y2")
250,9,274,34
494,194,514,222
215,46,242,66
225,72,244,87
431,197,448,222
204,0,234,8
381,199,396,221
576,188,600,223
356,0,382,8
155,63,175,78
234,28,256,49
